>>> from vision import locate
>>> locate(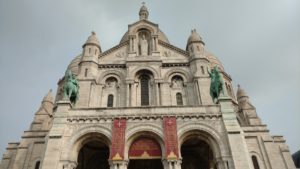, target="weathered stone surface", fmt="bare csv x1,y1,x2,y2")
0,4,295,169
